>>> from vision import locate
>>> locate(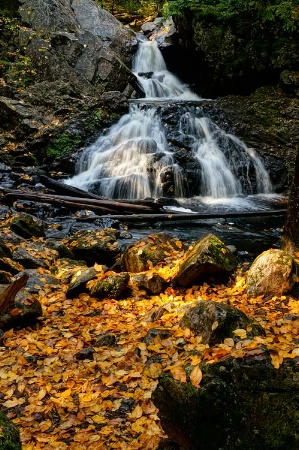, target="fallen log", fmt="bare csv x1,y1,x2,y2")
2,190,160,214
0,274,29,315
39,175,162,210
39,175,106,200
76,209,287,223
